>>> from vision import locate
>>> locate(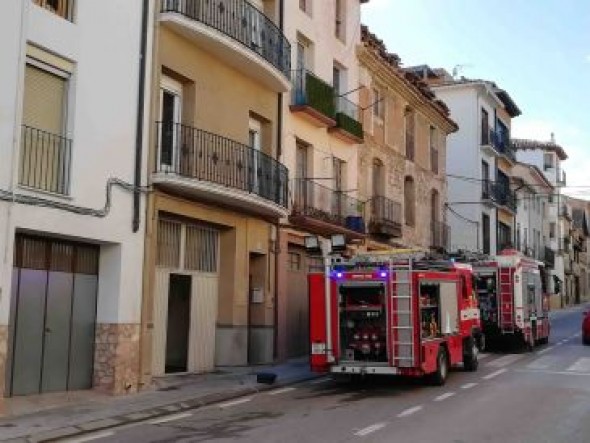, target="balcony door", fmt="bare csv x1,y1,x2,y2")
249,118,262,195
159,76,183,172
295,141,309,210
